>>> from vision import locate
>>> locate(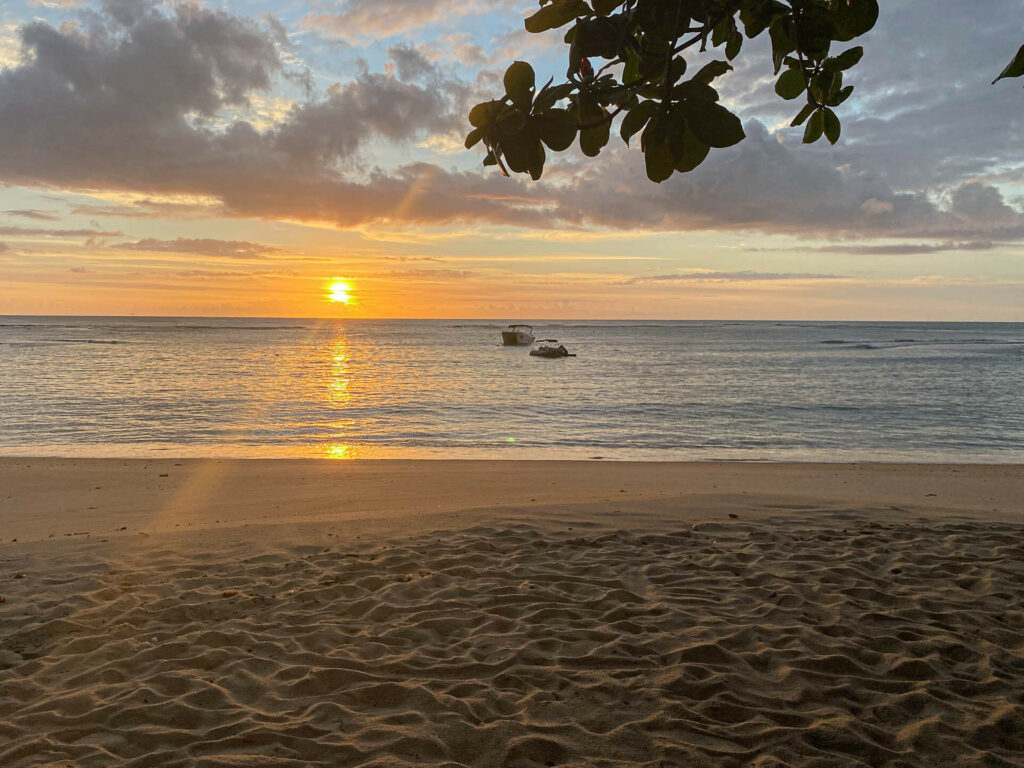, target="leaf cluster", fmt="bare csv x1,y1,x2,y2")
466,62,578,179
466,0,880,182
994,44,1024,85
